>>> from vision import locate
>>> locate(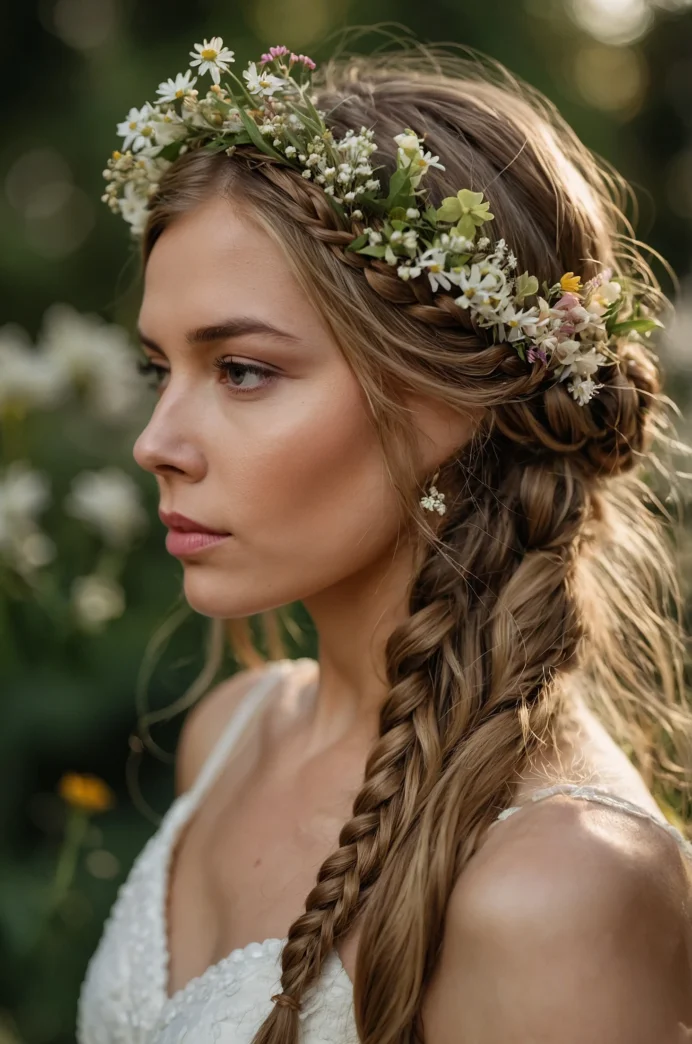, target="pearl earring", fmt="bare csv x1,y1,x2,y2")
420,469,446,515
